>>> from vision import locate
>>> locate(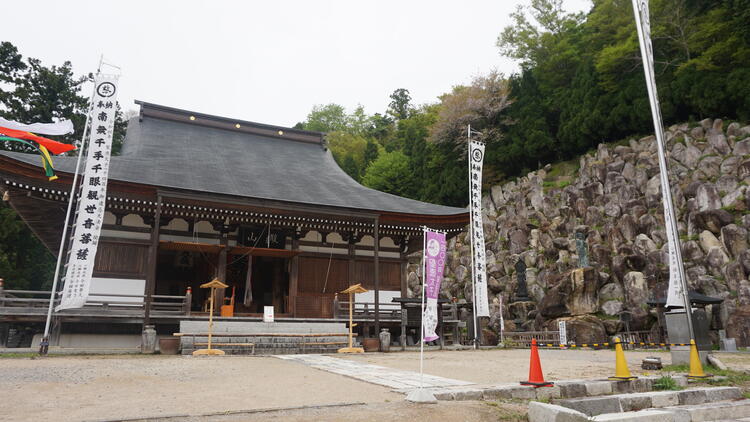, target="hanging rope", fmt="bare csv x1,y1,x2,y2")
322,229,337,293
